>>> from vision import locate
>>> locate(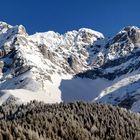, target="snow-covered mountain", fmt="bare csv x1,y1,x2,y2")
1,22,140,112
78,26,140,112
0,22,104,104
